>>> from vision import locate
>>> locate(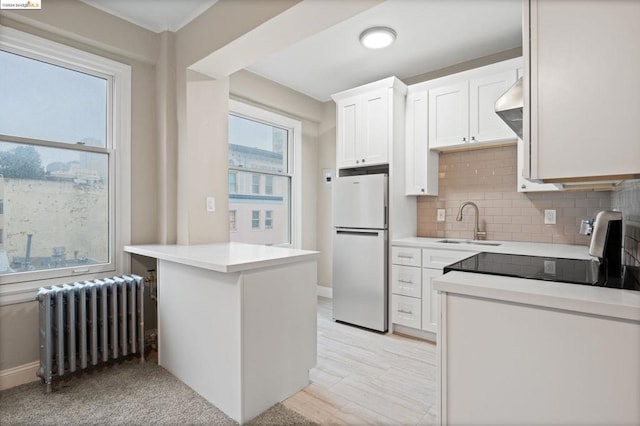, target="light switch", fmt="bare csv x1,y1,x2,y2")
544,209,556,225
206,196,215,212
437,209,446,222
